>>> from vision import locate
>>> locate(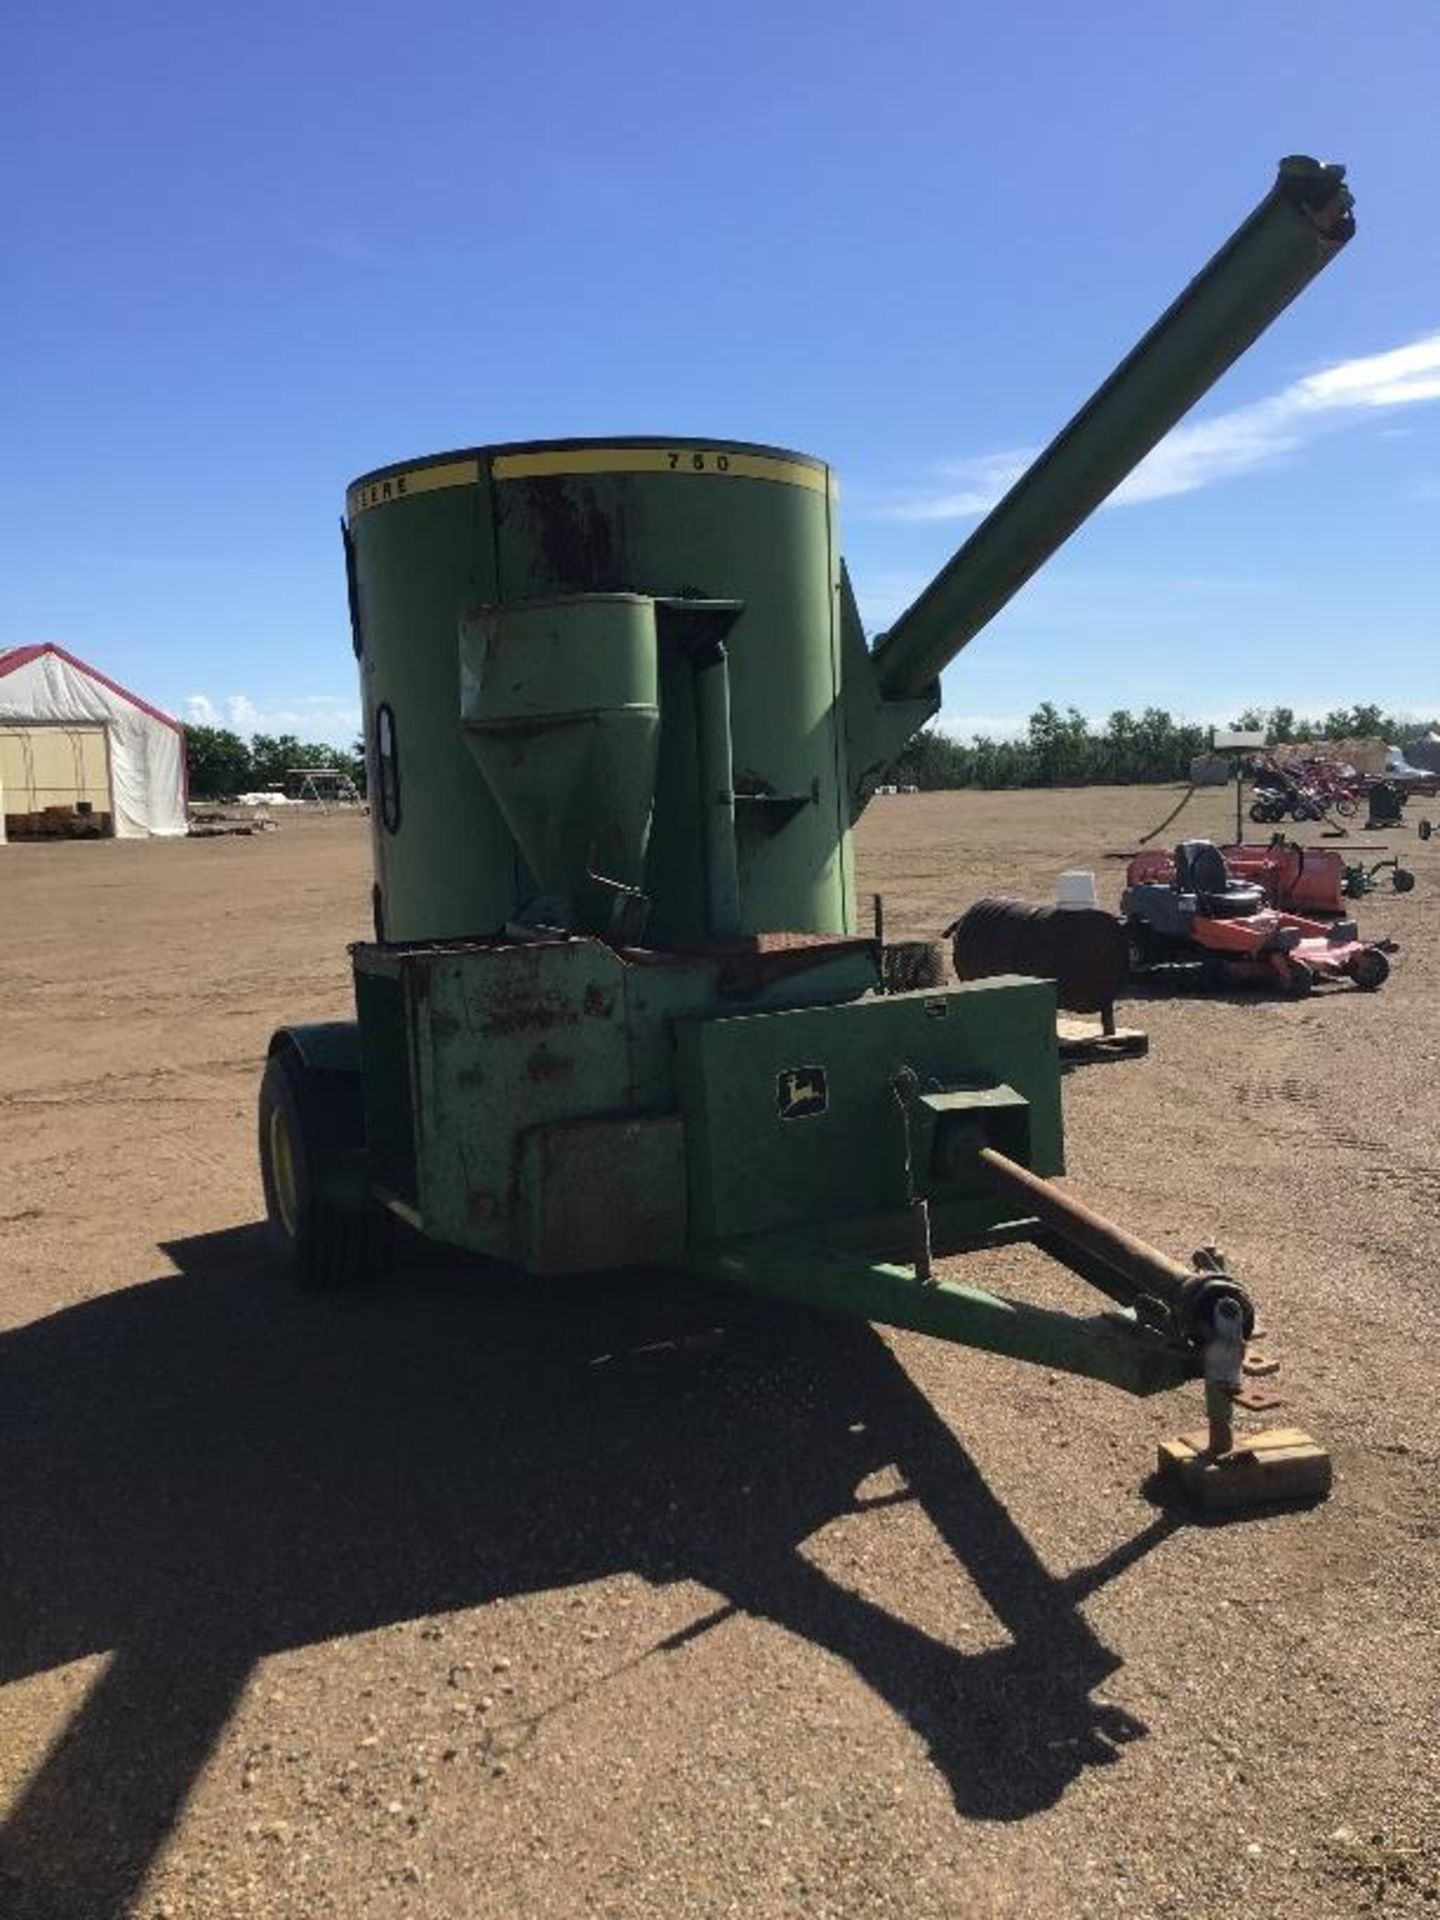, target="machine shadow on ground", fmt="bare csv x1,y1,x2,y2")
0,1227,1184,1920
